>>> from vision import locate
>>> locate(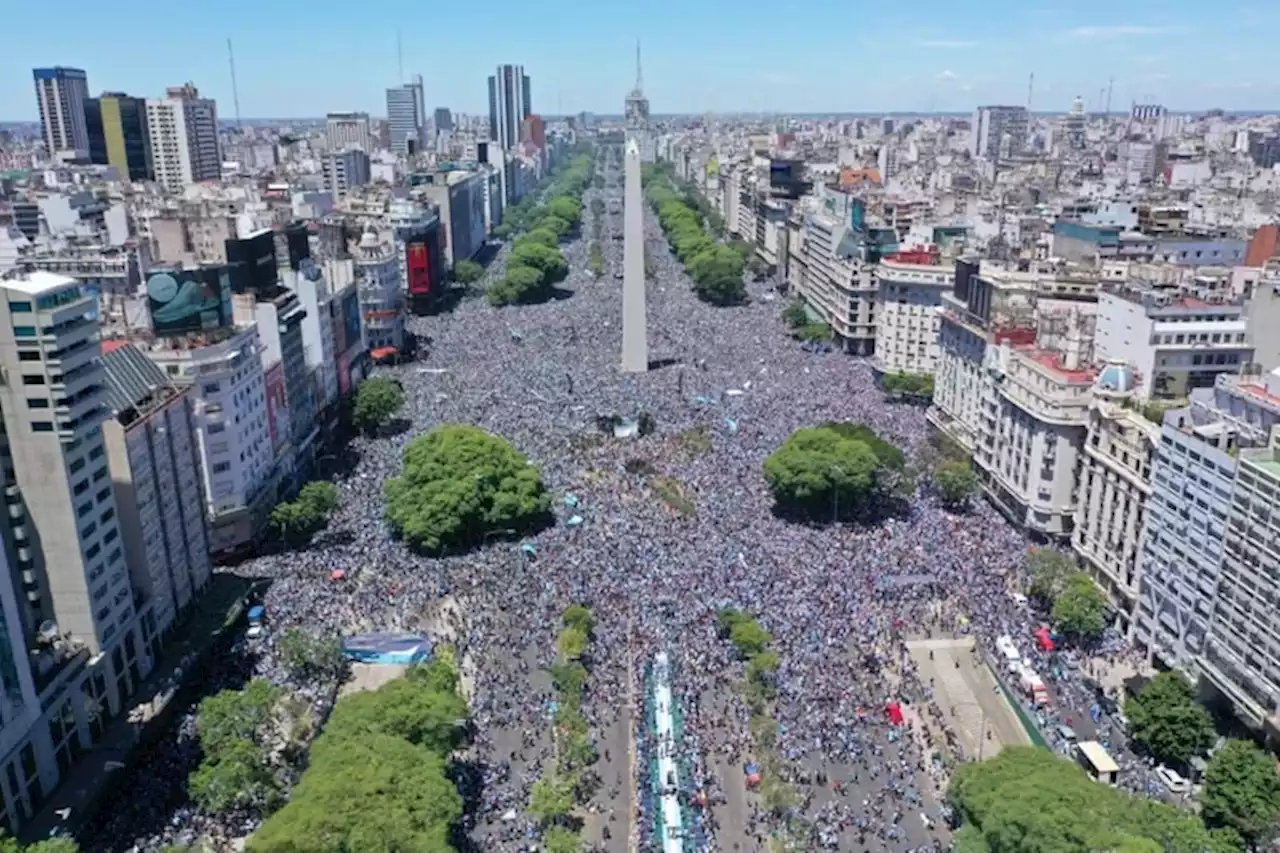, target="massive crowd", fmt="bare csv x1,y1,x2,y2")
87,163,1154,853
